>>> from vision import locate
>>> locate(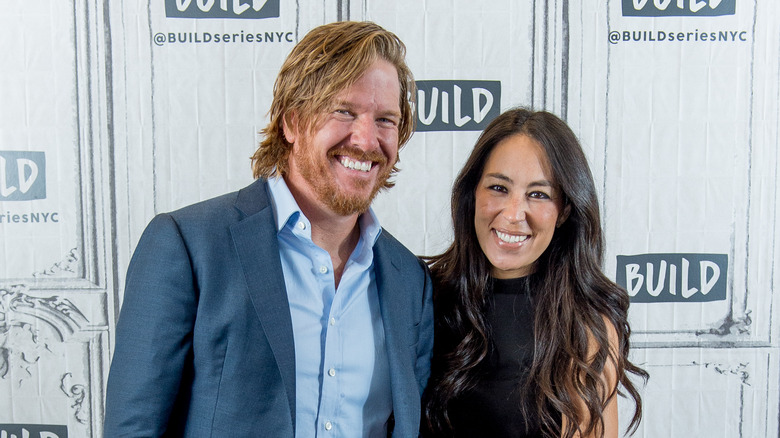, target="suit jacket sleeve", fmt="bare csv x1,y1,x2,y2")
104,213,198,437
